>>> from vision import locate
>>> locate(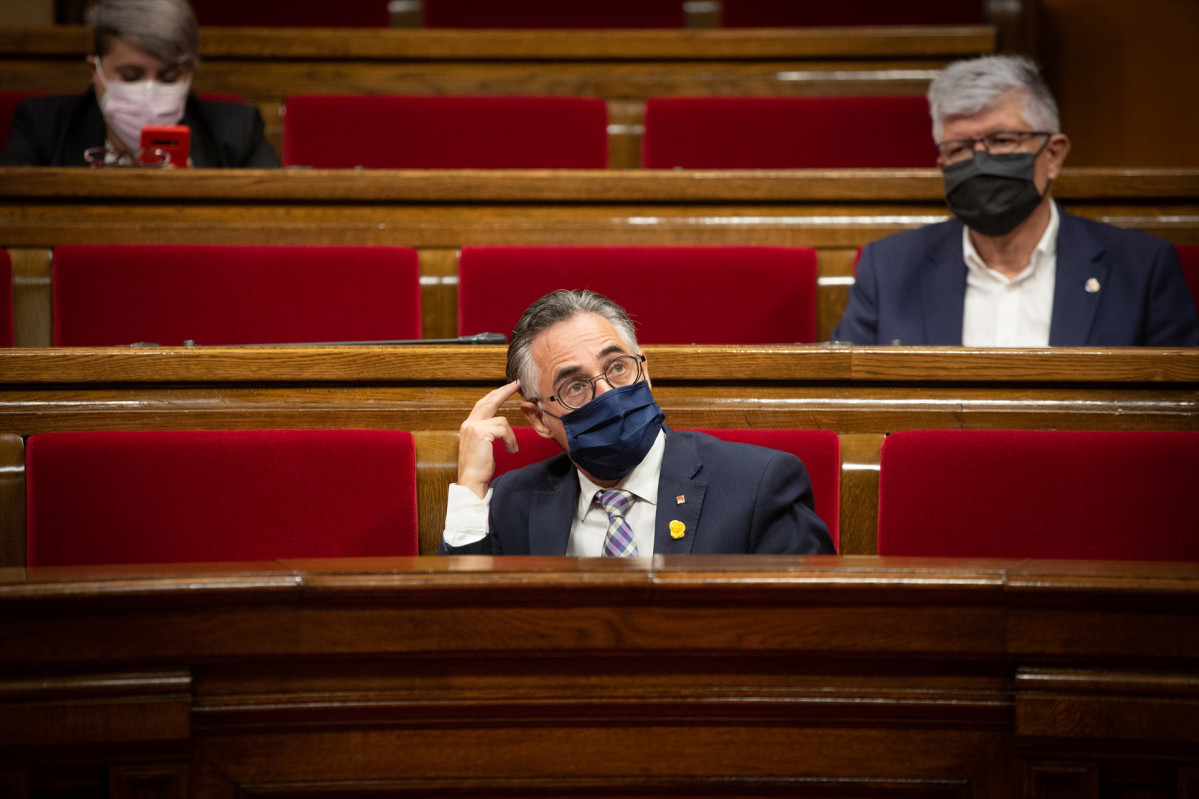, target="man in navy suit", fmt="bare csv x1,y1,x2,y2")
832,55,1198,347
438,289,835,556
